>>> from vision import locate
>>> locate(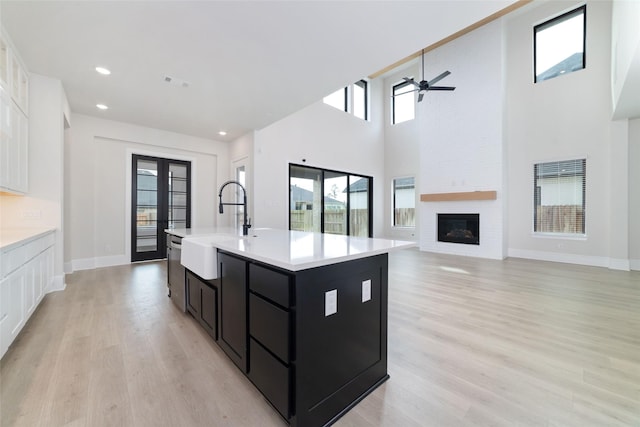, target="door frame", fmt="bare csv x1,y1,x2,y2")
125,149,197,263
131,154,191,262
